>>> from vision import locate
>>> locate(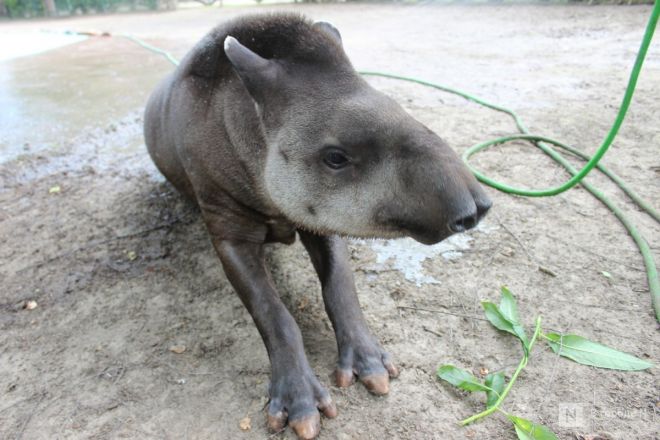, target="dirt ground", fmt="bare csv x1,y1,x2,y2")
1,3,659,439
